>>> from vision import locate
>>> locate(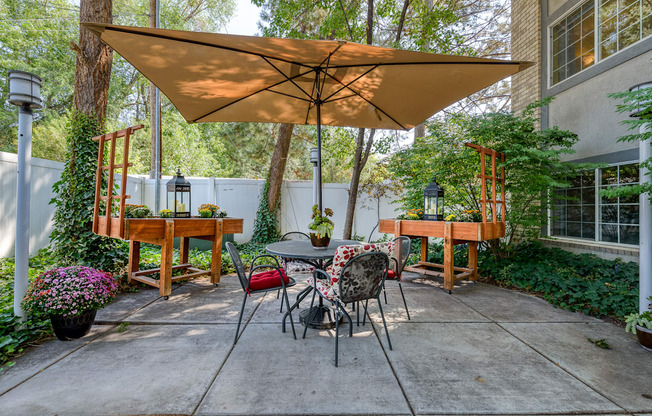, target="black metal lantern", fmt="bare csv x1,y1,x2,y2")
166,170,191,218
423,178,444,221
